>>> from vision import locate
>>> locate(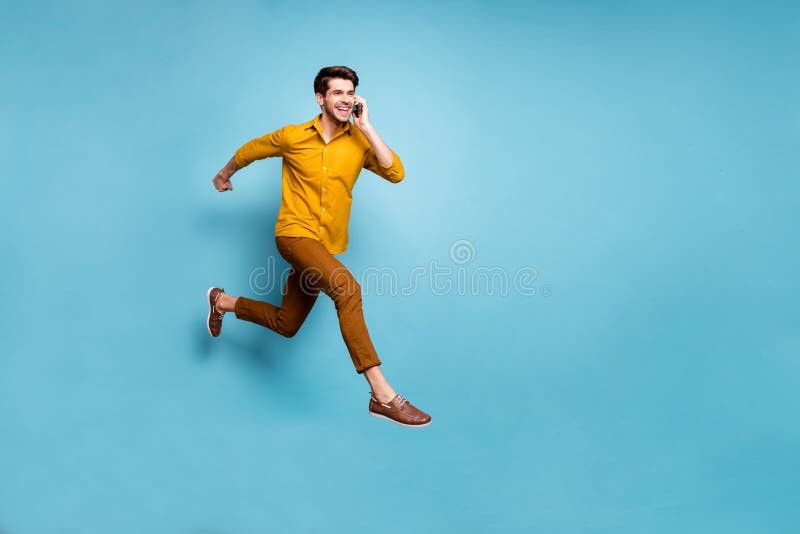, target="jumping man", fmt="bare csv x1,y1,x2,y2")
207,66,431,427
